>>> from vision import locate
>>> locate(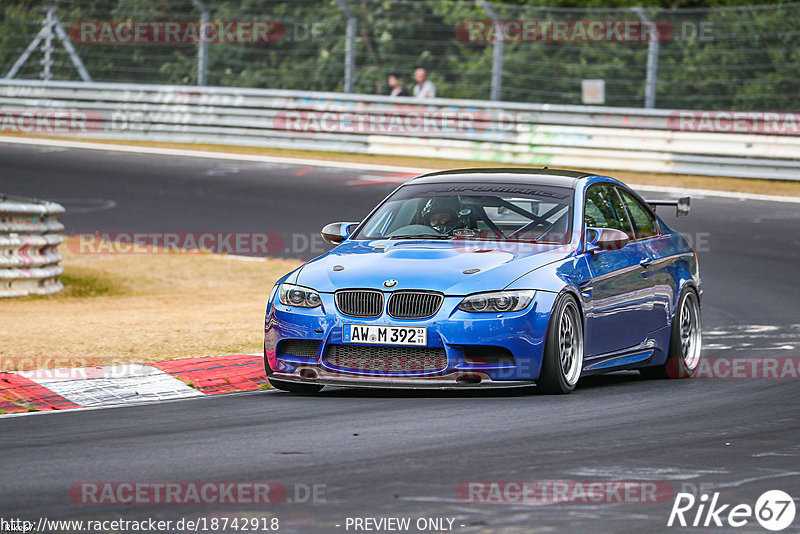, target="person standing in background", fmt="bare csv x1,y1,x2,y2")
387,73,407,97
413,68,436,99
